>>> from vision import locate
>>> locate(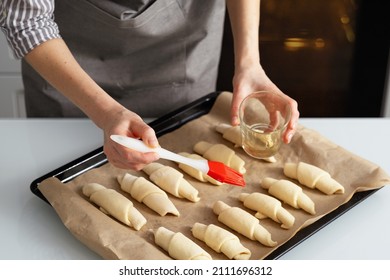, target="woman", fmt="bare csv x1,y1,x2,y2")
1,0,299,170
